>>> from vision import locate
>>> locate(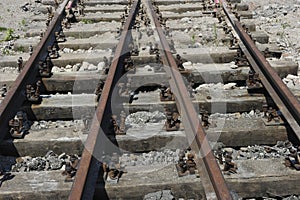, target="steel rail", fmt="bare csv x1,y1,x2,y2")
68,1,140,199
221,0,300,138
0,0,72,141
146,0,233,199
